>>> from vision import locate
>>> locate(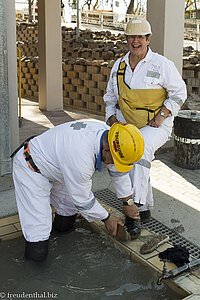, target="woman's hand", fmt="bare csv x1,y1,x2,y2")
148,107,171,128
148,113,165,128
108,115,118,126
